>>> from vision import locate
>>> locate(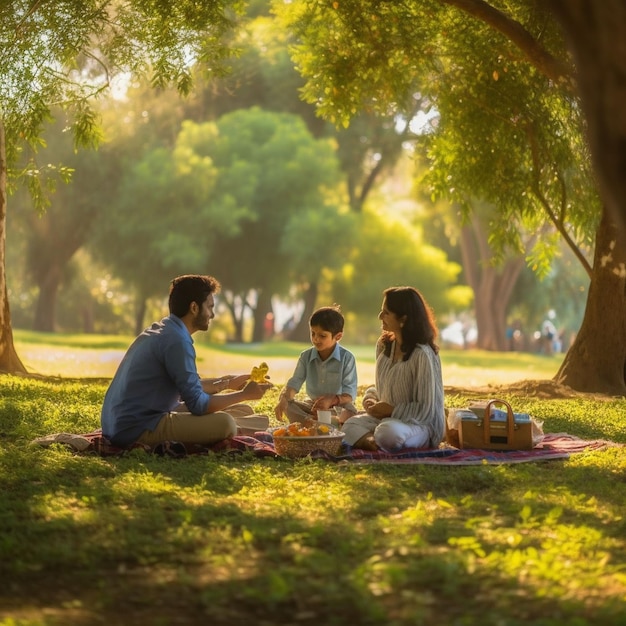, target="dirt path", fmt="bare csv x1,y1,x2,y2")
20,345,587,398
